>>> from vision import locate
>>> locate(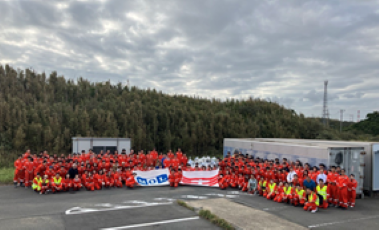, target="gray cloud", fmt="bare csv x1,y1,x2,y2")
1,0,379,121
